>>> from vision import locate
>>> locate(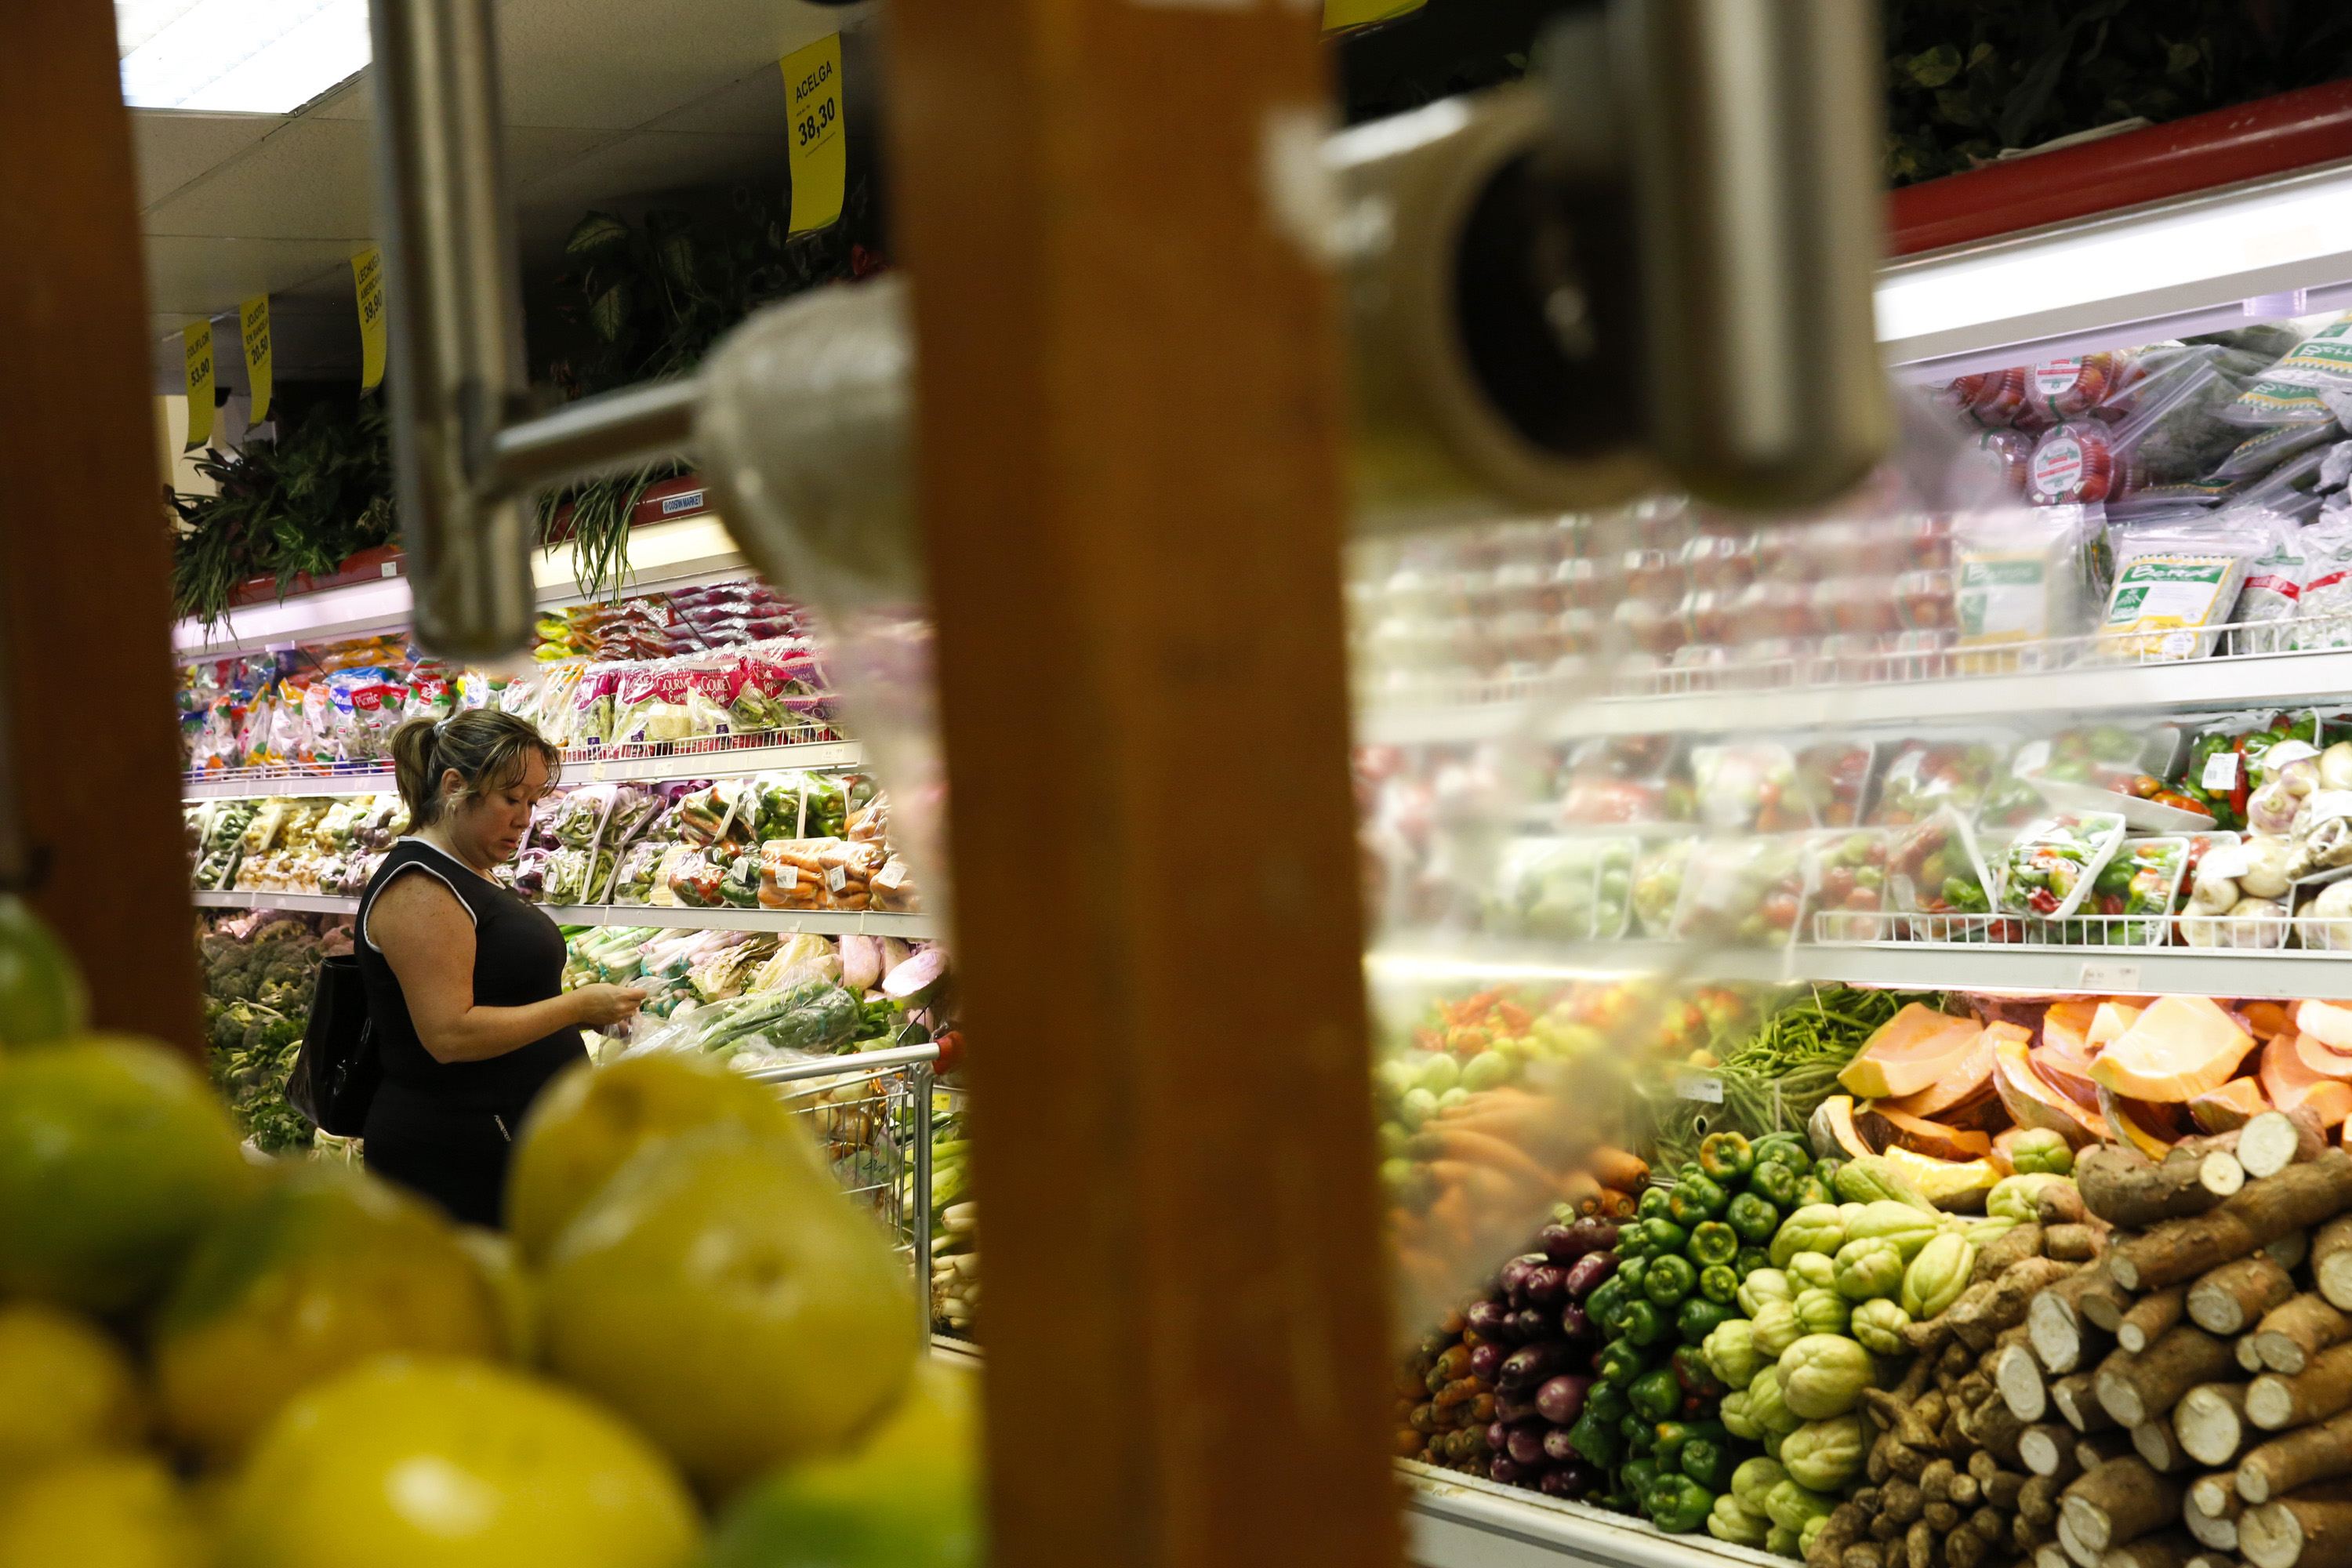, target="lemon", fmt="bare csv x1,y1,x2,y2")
707,1360,982,1568
0,895,86,1047
0,1456,209,1568
0,1036,249,1312
0,1304,146,1477
154,1166,503,1464
220,1356,699,1568
539,1124,920,1495
506,1054,823,1264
